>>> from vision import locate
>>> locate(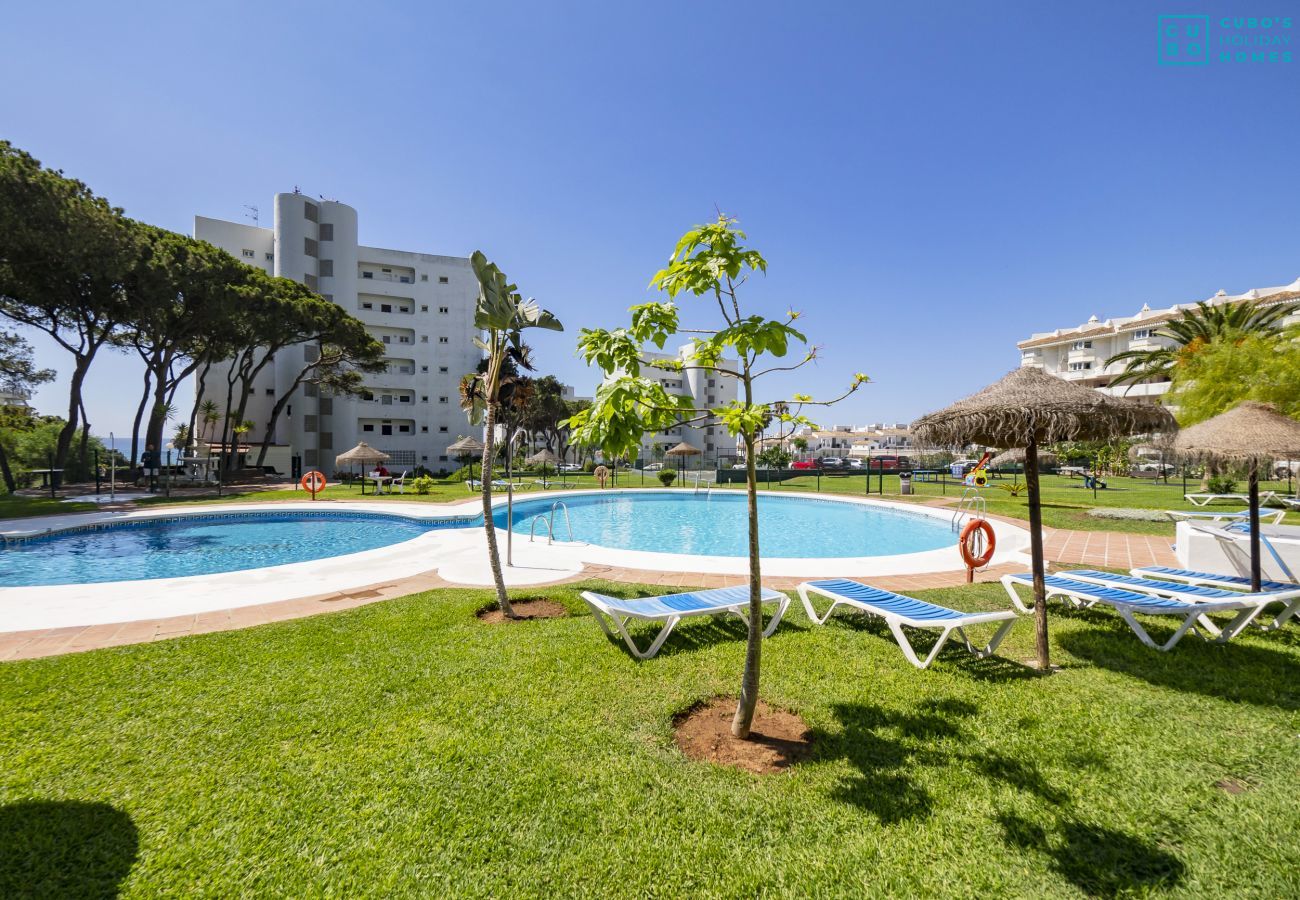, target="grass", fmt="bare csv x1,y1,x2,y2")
3,580,1299,897
0,494,98,520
